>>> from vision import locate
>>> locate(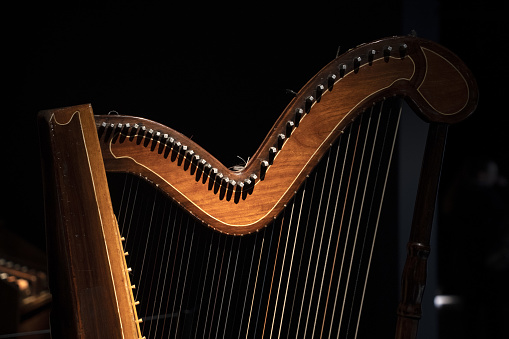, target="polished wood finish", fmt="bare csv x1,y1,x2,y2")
38,105,142,339
39,36,478,339
395,123,449,339
96,36,477,235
